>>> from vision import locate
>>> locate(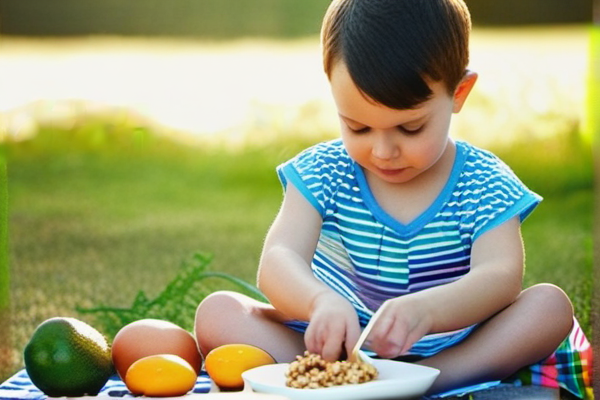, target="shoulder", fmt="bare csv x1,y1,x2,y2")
277,139,354,184
276,139,355,215
454,141,542,238
457,141,533,195
282,139,350,172
459,141,513,177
